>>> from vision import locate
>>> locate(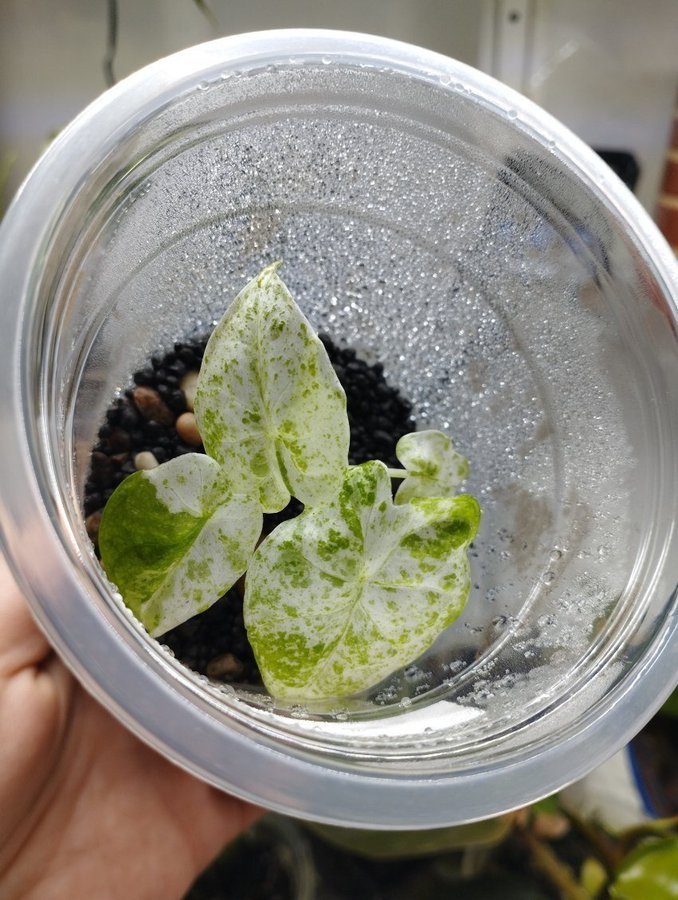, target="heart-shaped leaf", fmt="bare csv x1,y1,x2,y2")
394,430,469,504
244,460,480,700
98,453,262,636
194,262,349,513
610,838,678,900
